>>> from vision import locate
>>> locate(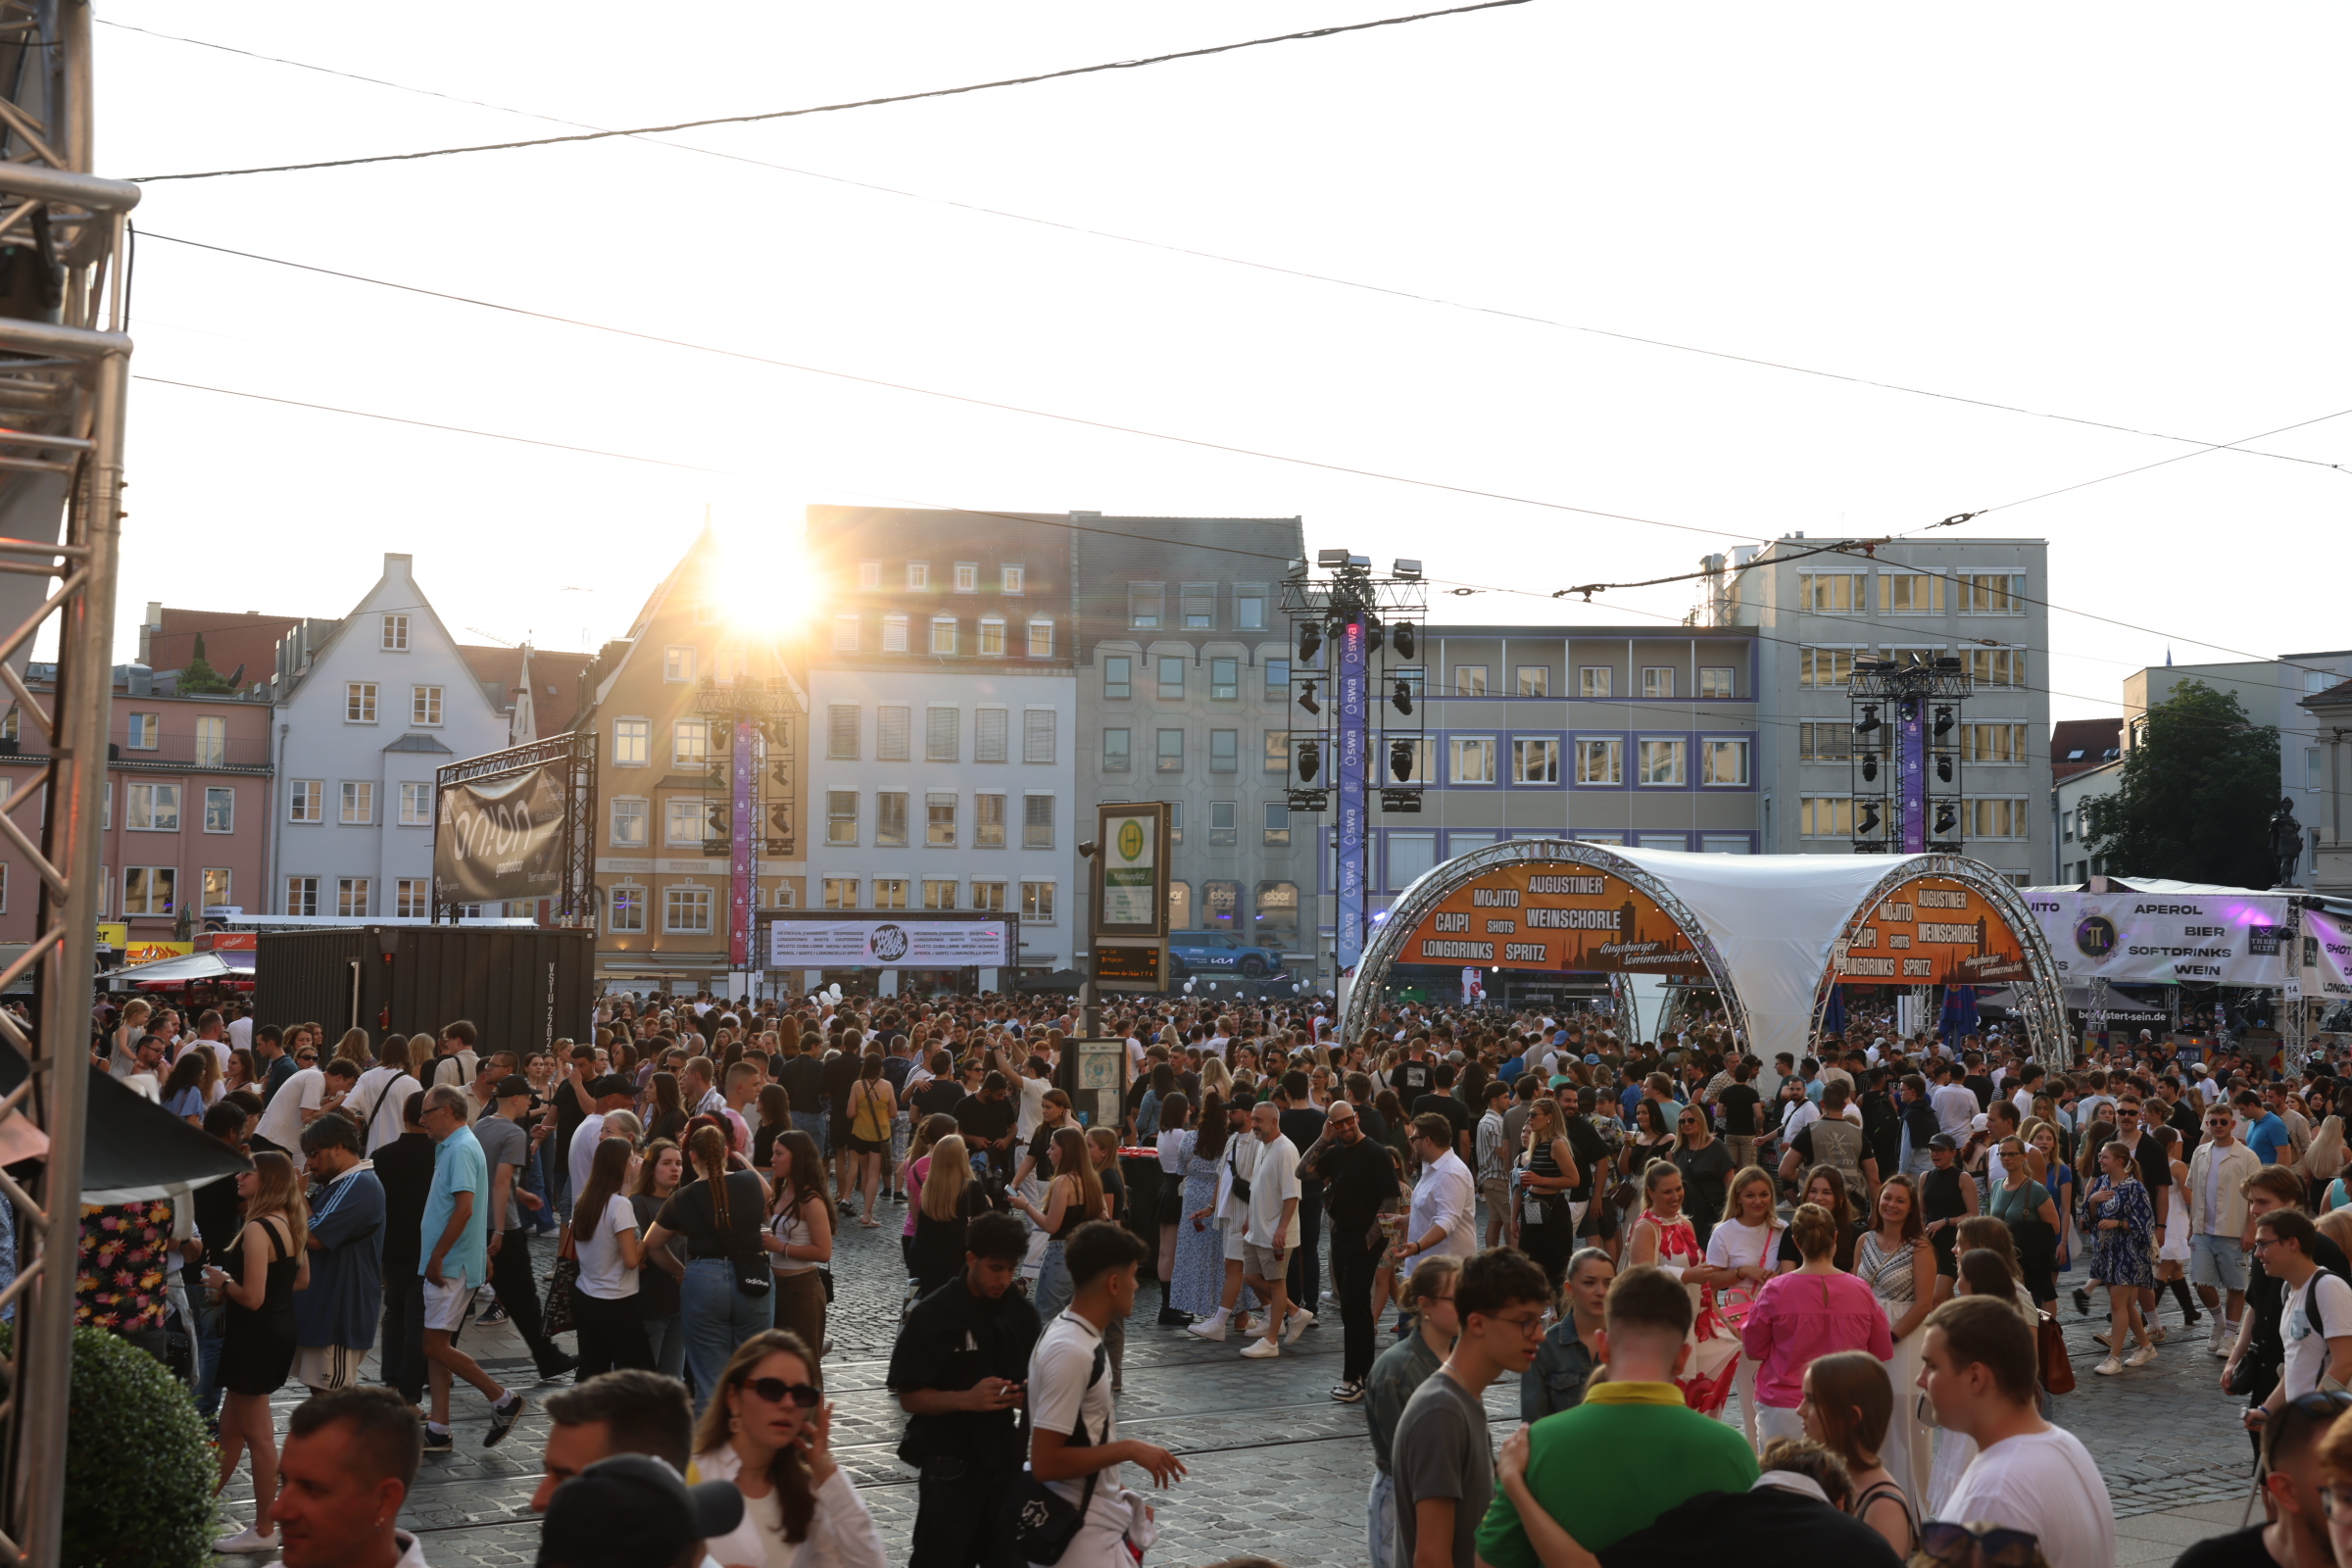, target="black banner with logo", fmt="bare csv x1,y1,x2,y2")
432,763,569,906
